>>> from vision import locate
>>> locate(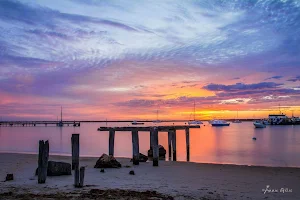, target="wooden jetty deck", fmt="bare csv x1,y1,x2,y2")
98,125,200,166
98,125,200,131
